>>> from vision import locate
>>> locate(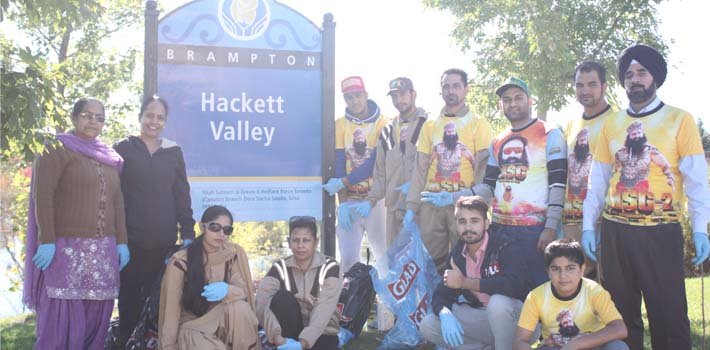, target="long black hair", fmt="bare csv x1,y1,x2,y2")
181,205,233,317
139,95,169,118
